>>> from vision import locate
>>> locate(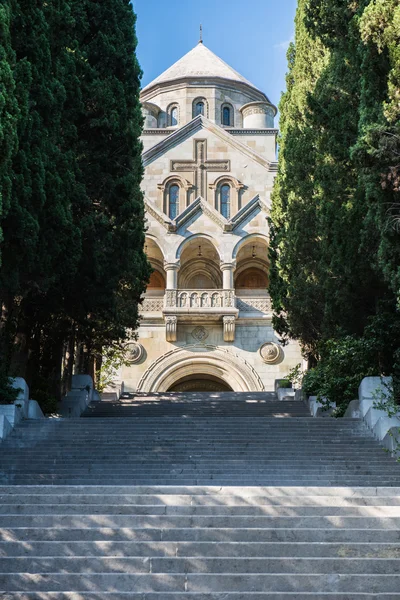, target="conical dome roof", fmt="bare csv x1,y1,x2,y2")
142,42,262,94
